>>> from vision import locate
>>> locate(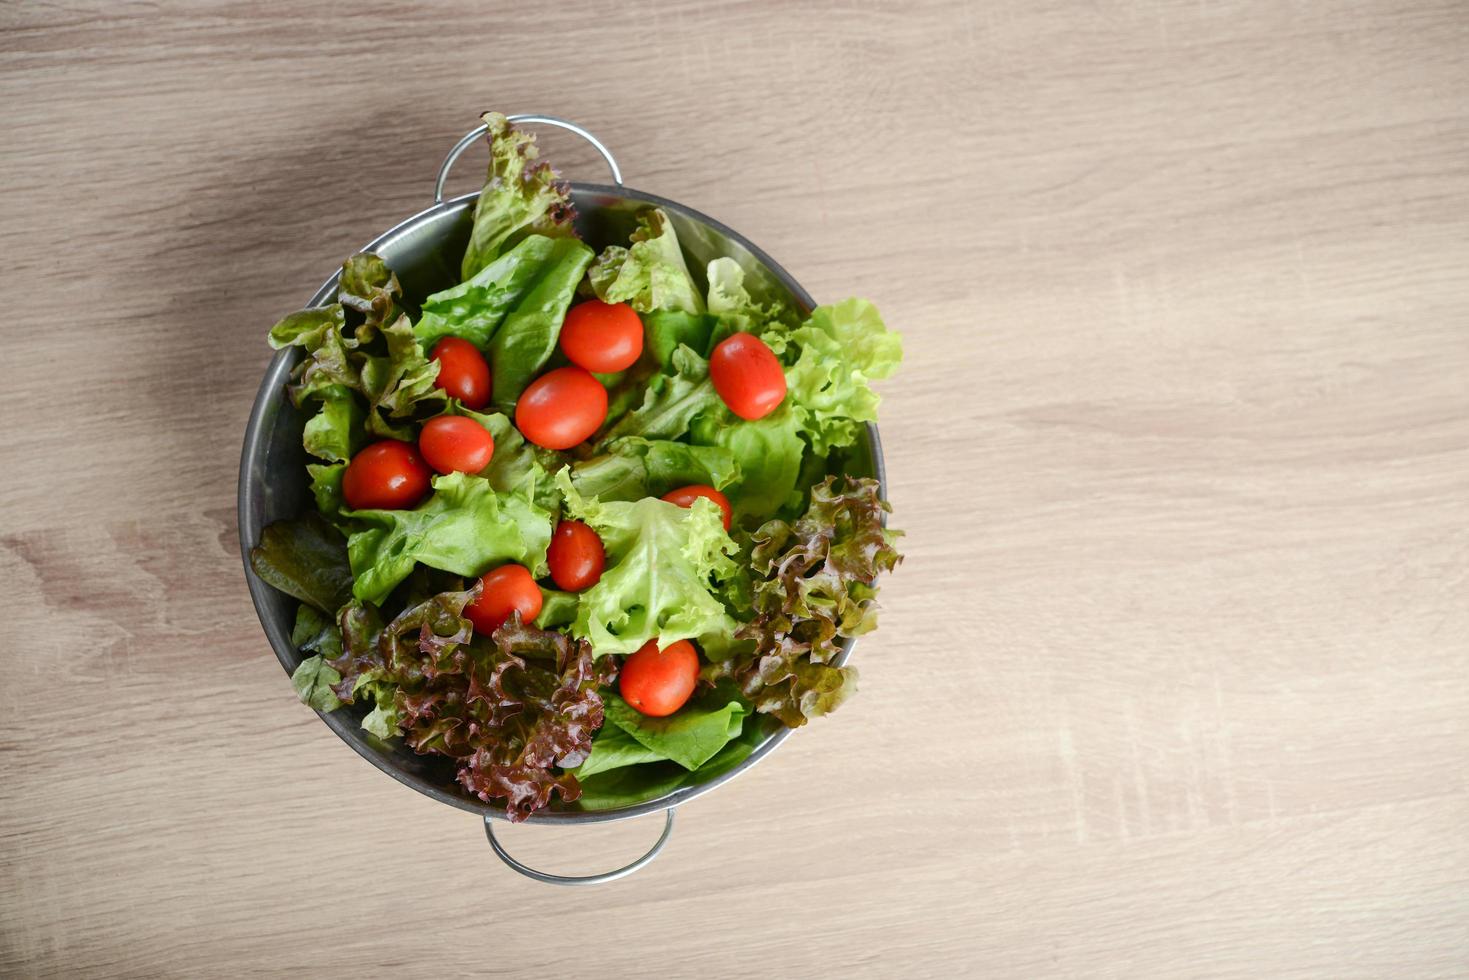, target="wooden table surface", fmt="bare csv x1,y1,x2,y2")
4,1,1467,976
